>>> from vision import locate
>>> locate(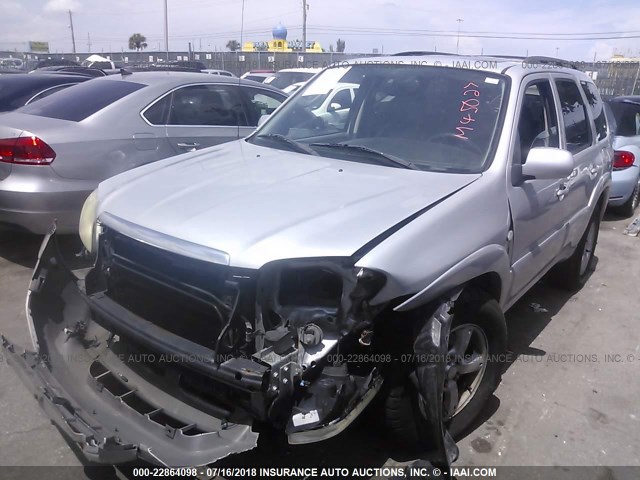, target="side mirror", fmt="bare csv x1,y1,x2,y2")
257,114,270,127
327,102,342,113
522,147,574,180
